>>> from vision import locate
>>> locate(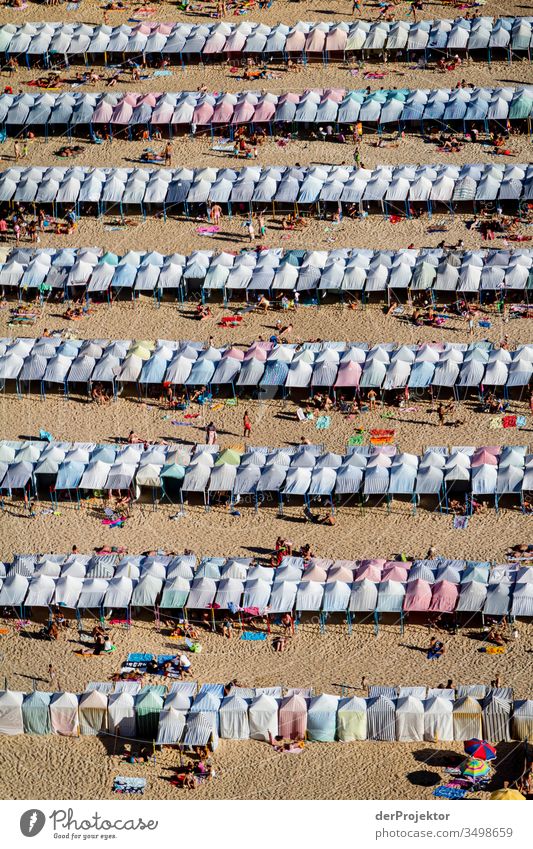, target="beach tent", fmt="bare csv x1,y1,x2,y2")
248,693,278,741
456,580,487,613
336,696,367,741
219,695,250,739
0,690,24,735
423,695,454,742
0,573,29,606
156,707,186,745
482,692,511,742
78,690,108,735
278,694,307,740
182,711,219,751
395,695,424,741
108,692,136,739
21,691,52,735
453,696,483,741
306,694,339,742
367,695,395,741
512,700,533,740
135,690,164,741
49,692,79,736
